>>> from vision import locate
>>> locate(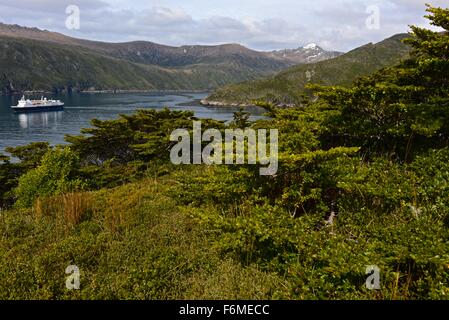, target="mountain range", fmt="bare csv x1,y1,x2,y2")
204,34,412,106
0,23,342,94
